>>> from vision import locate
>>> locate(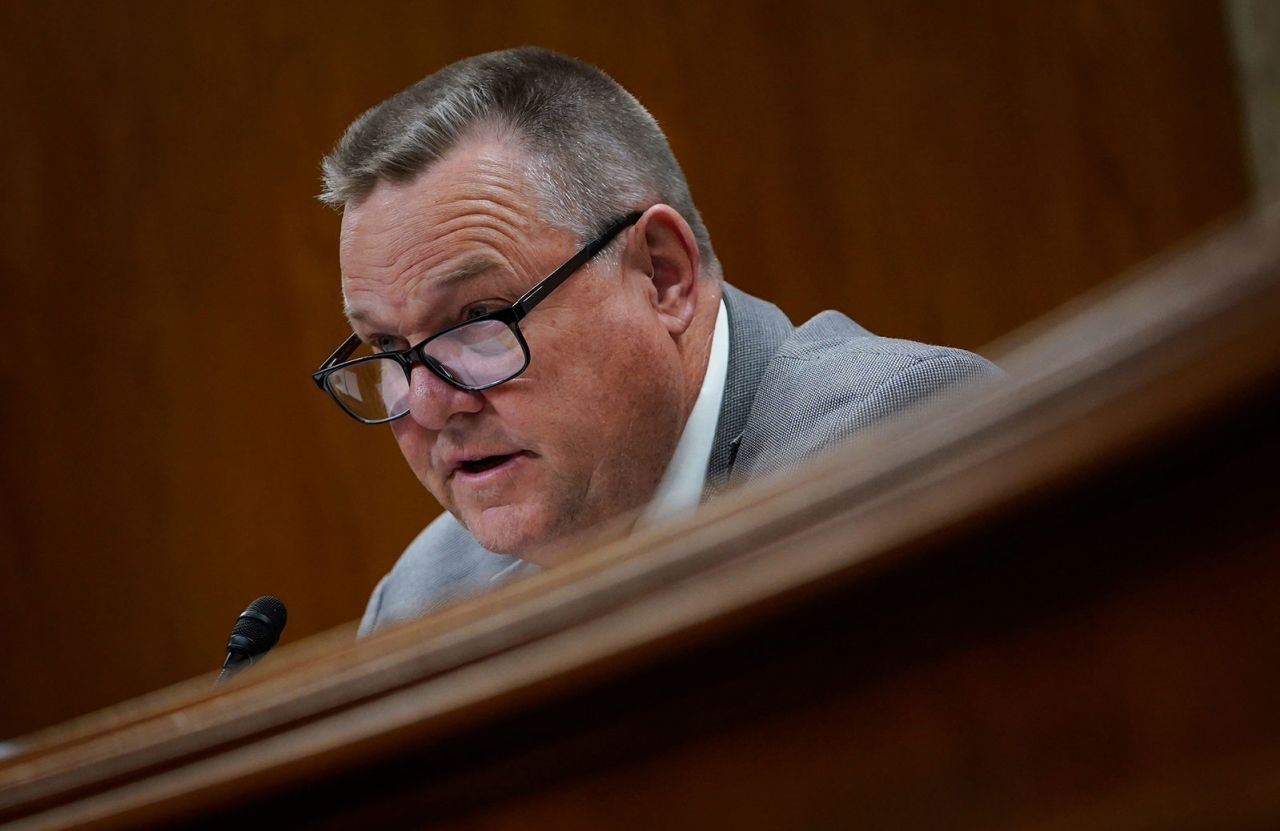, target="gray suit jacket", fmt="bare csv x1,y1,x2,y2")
359,284,997,634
